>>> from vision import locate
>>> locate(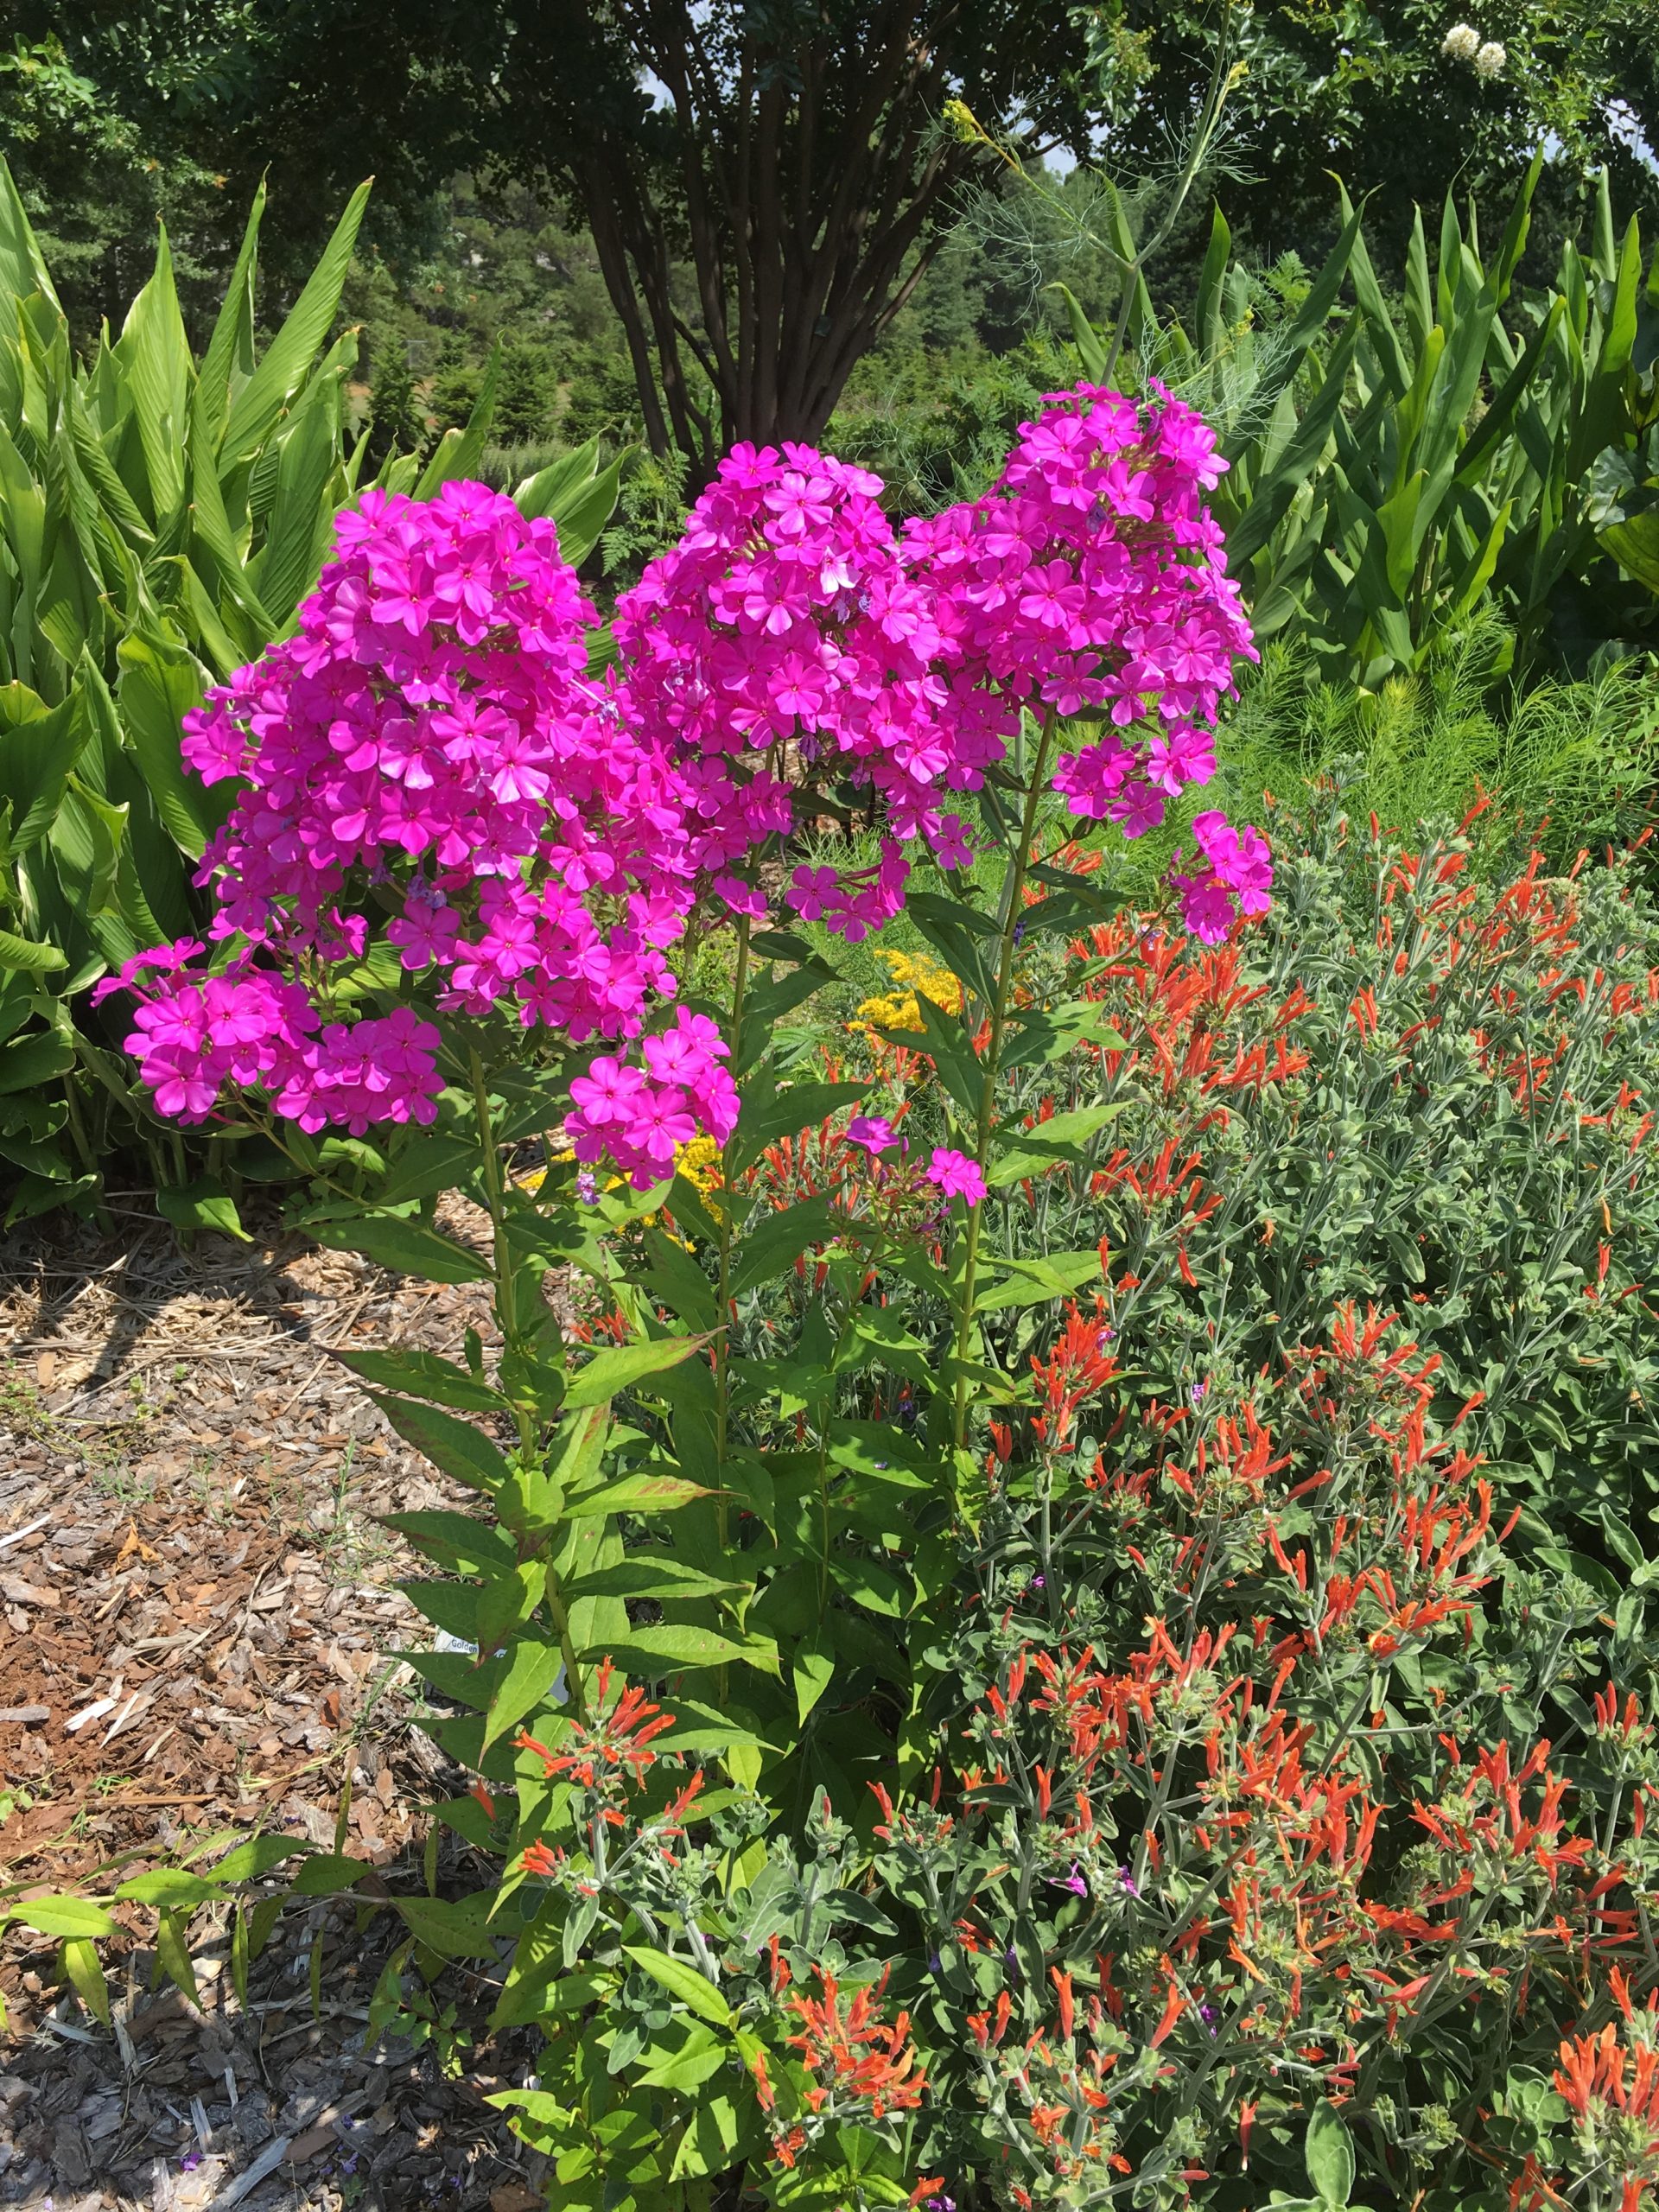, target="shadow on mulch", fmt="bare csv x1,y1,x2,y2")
0,1207,550,2210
